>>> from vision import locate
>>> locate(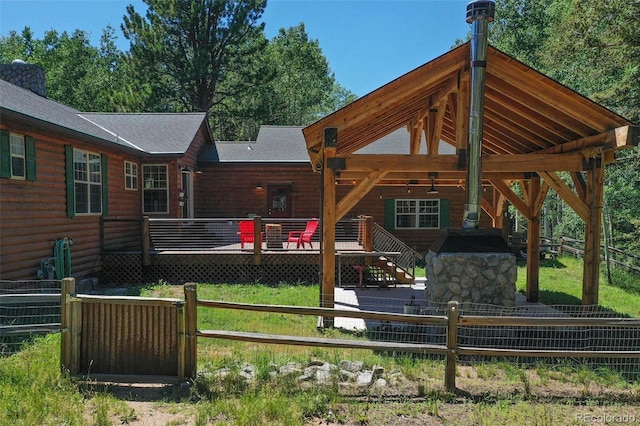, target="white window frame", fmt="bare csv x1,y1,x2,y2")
73,148,102,215
142,164,169,214
9,133,26,179
124,161,138,190
395,199,440,229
